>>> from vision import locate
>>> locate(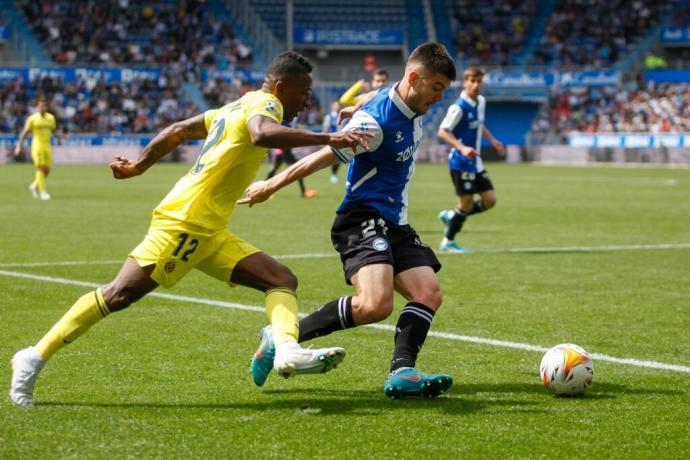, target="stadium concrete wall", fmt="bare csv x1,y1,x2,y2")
529,145,690,165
